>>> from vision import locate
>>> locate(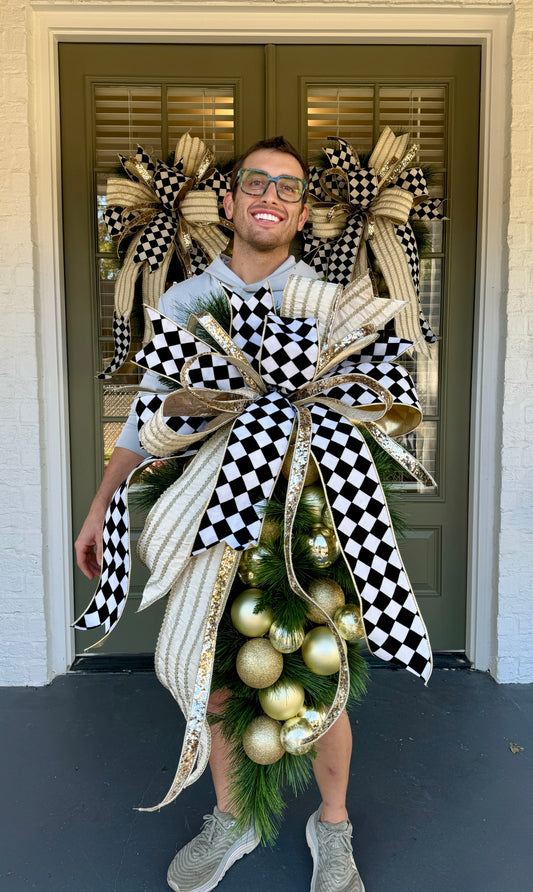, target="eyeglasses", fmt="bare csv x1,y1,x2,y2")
238,168,307,203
